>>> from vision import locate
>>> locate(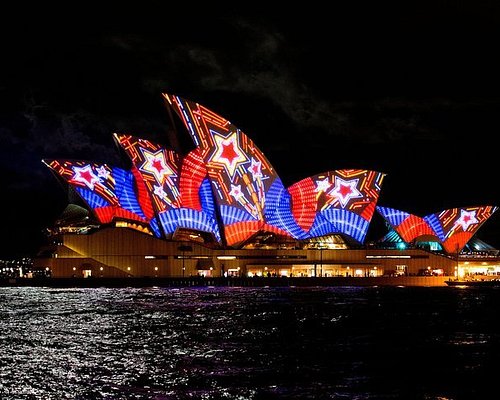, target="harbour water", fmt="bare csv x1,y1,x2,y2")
1,285,499,399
